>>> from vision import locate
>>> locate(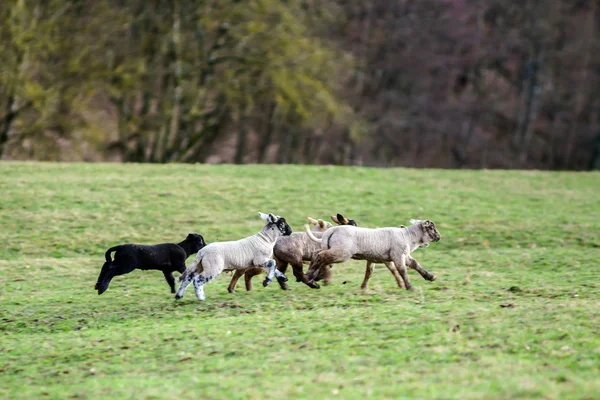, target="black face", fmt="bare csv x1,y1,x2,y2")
186,233,207,252
275,217,292,236
95,261,133,295
336,213,358,227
